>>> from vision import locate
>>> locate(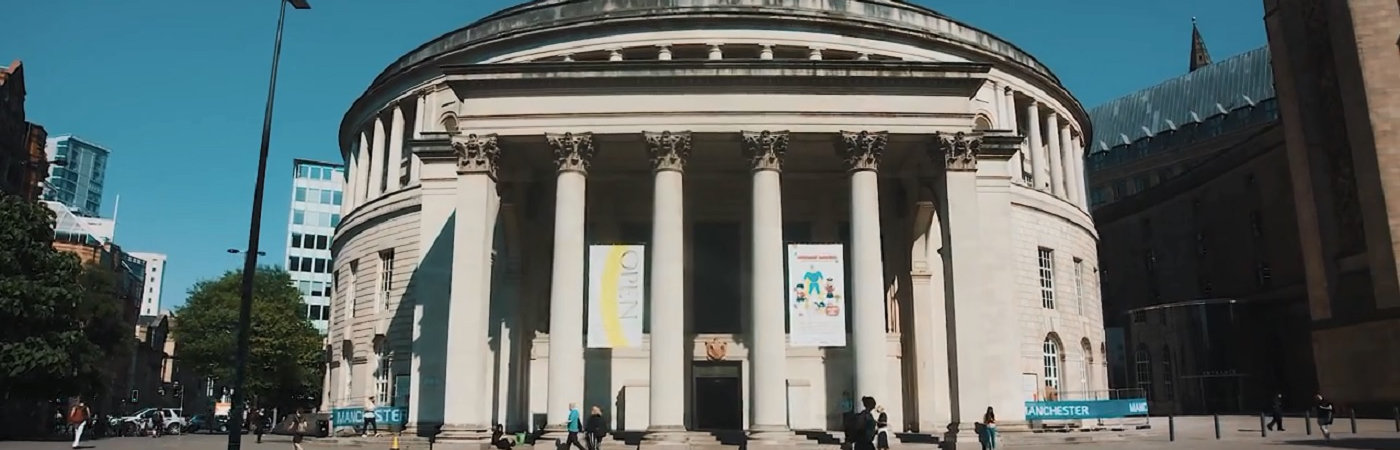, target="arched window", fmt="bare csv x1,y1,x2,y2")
1134,344,1152,401
974,115,994,131
1043,335,1062,397
1081,338,1094,394
1161,346,1175,402
441,114,459,134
